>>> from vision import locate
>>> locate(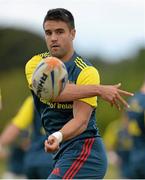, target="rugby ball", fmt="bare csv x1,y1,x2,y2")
32,56,68,102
